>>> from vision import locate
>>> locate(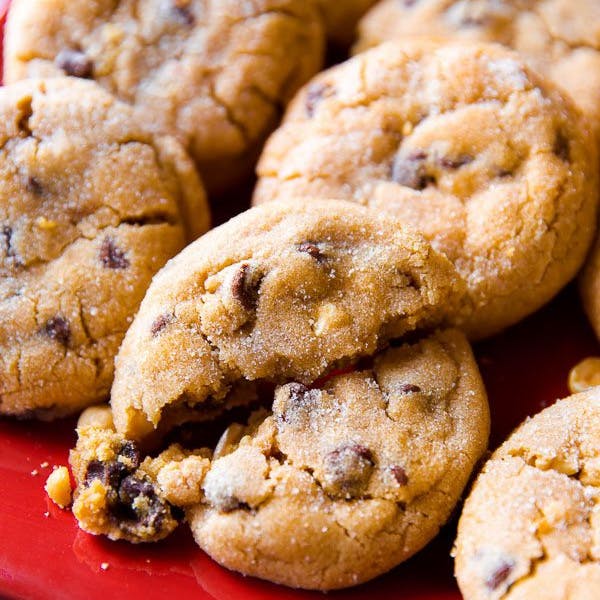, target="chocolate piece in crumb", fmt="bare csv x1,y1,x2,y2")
231,263,263,311
44,317,70,346
323,443,375,497
485,559,514,590
55,48,93,78
297,241,325,262
391,151,434,190
99,237,130,270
